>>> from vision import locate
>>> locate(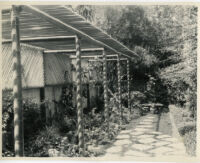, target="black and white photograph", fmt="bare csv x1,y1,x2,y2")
0,2,198,161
